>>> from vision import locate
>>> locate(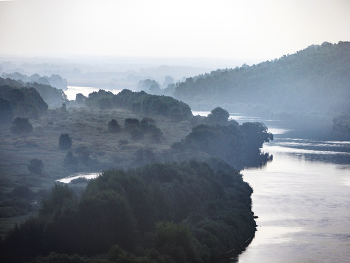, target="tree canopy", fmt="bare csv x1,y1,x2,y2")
0,160,256,263
173,41,350,116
